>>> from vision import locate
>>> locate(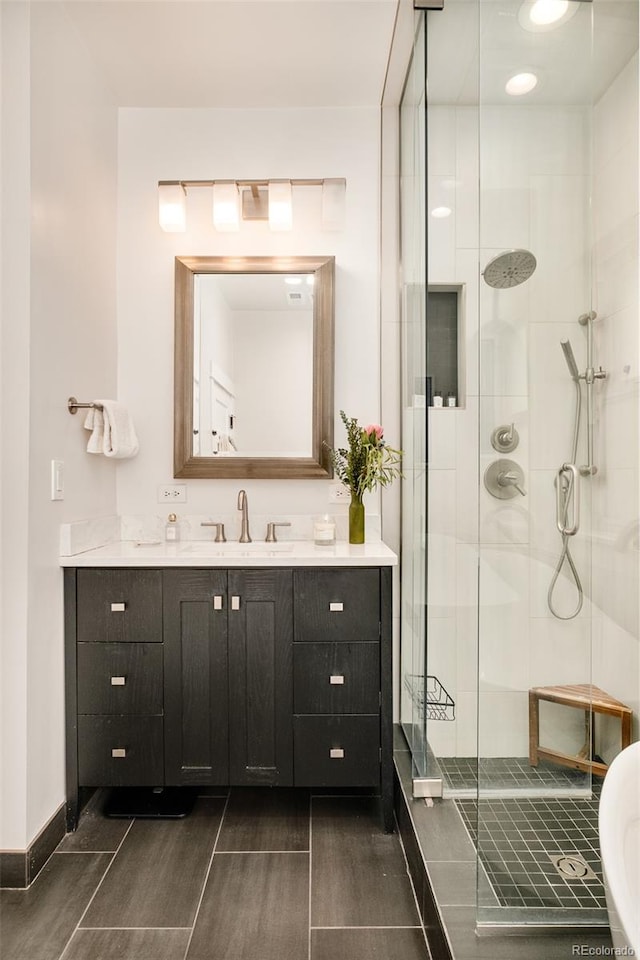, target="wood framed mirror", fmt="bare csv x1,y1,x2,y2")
174,255,334,479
